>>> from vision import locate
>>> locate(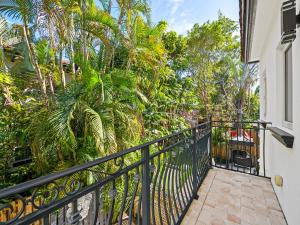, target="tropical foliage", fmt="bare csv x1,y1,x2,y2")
0,1,259,188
